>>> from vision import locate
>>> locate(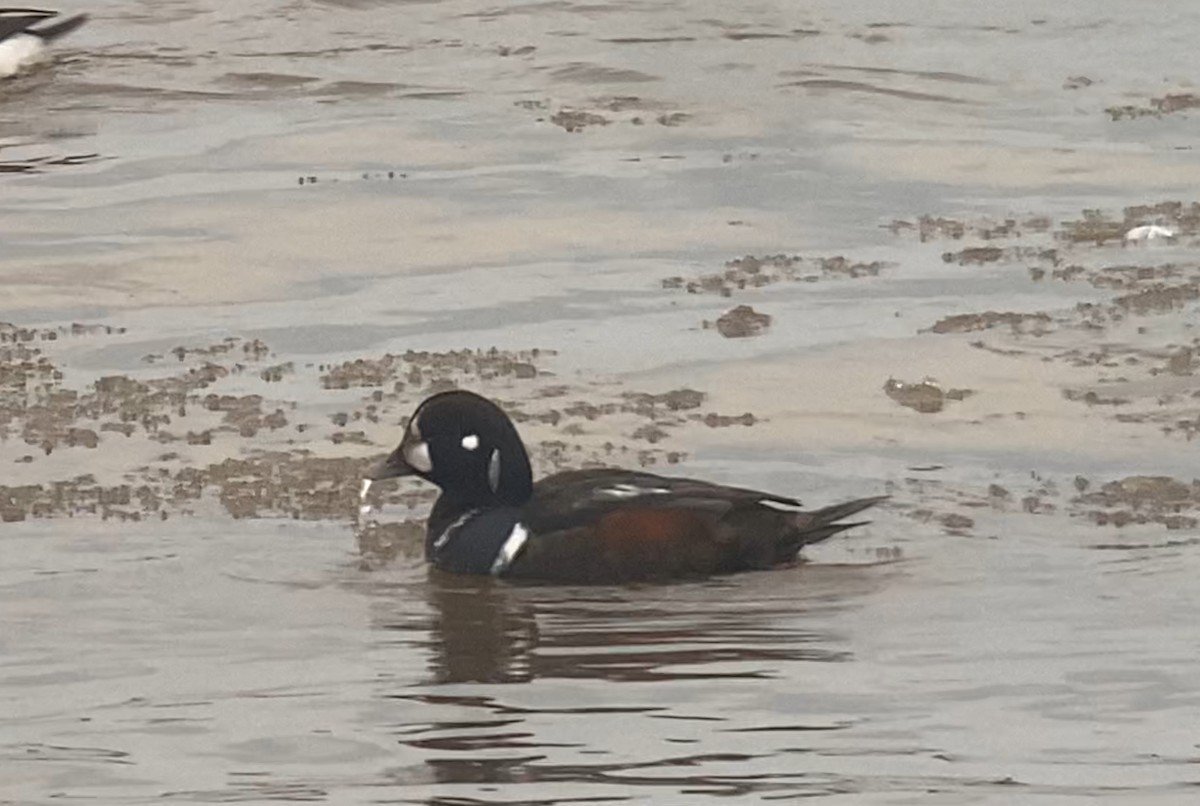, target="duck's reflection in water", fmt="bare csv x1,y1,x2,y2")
368,550,890,685
424,574,540,684
363,559,894,798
